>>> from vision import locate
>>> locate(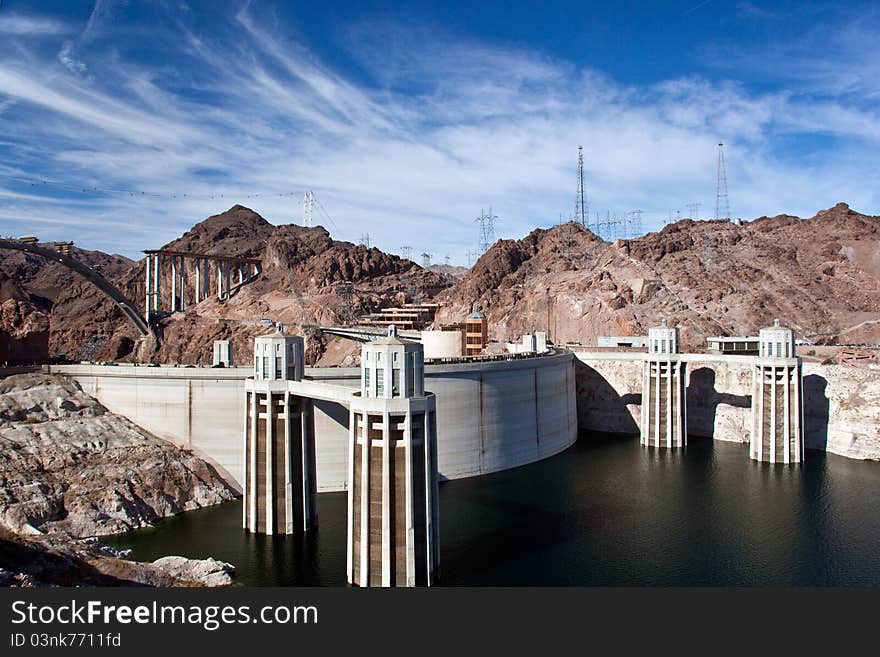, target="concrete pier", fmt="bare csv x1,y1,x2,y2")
640,320,687,447
347,326,439,587
243,330,318,534
142,249,261,317
750,320,804,464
